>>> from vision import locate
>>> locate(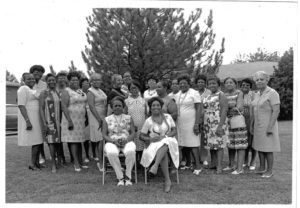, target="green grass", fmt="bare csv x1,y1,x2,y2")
6,121,292,203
